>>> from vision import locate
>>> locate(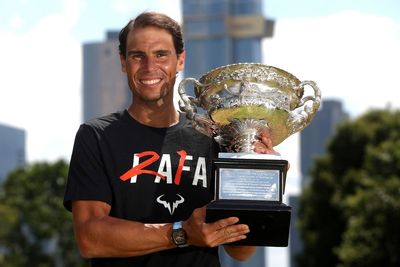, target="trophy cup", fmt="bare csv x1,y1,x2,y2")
178,63,321,246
